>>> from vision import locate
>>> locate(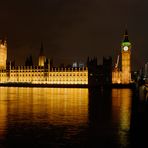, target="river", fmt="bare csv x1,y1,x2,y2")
0,87,147,147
